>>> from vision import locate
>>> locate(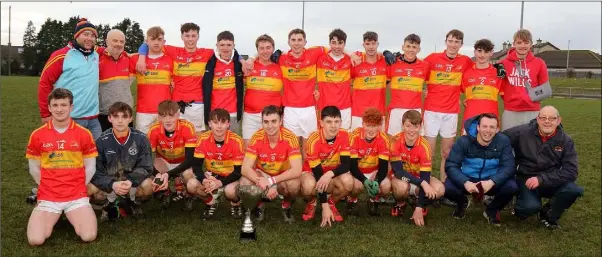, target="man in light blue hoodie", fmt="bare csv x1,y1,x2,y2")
38,18,101,139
